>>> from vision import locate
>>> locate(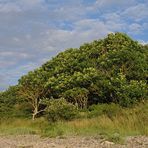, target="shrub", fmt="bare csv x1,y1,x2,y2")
88,103,122,118
118,80,147,107
45,98,78,122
